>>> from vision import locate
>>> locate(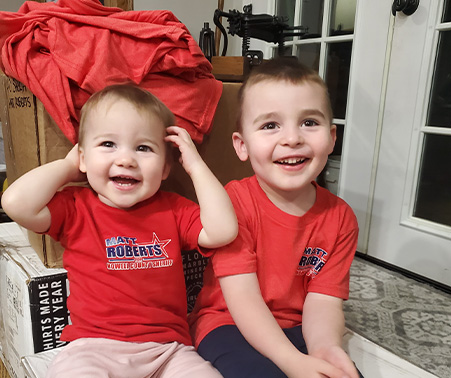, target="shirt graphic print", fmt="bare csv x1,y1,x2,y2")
296,247,328,278
105,233,172,271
